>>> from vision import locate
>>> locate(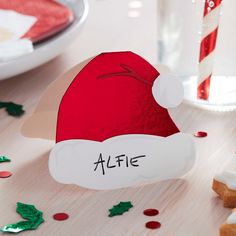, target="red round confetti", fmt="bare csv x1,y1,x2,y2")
143,209,159,216
194,131,208,138
53,213,69,221
145,221,161,229
0,171,12,178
